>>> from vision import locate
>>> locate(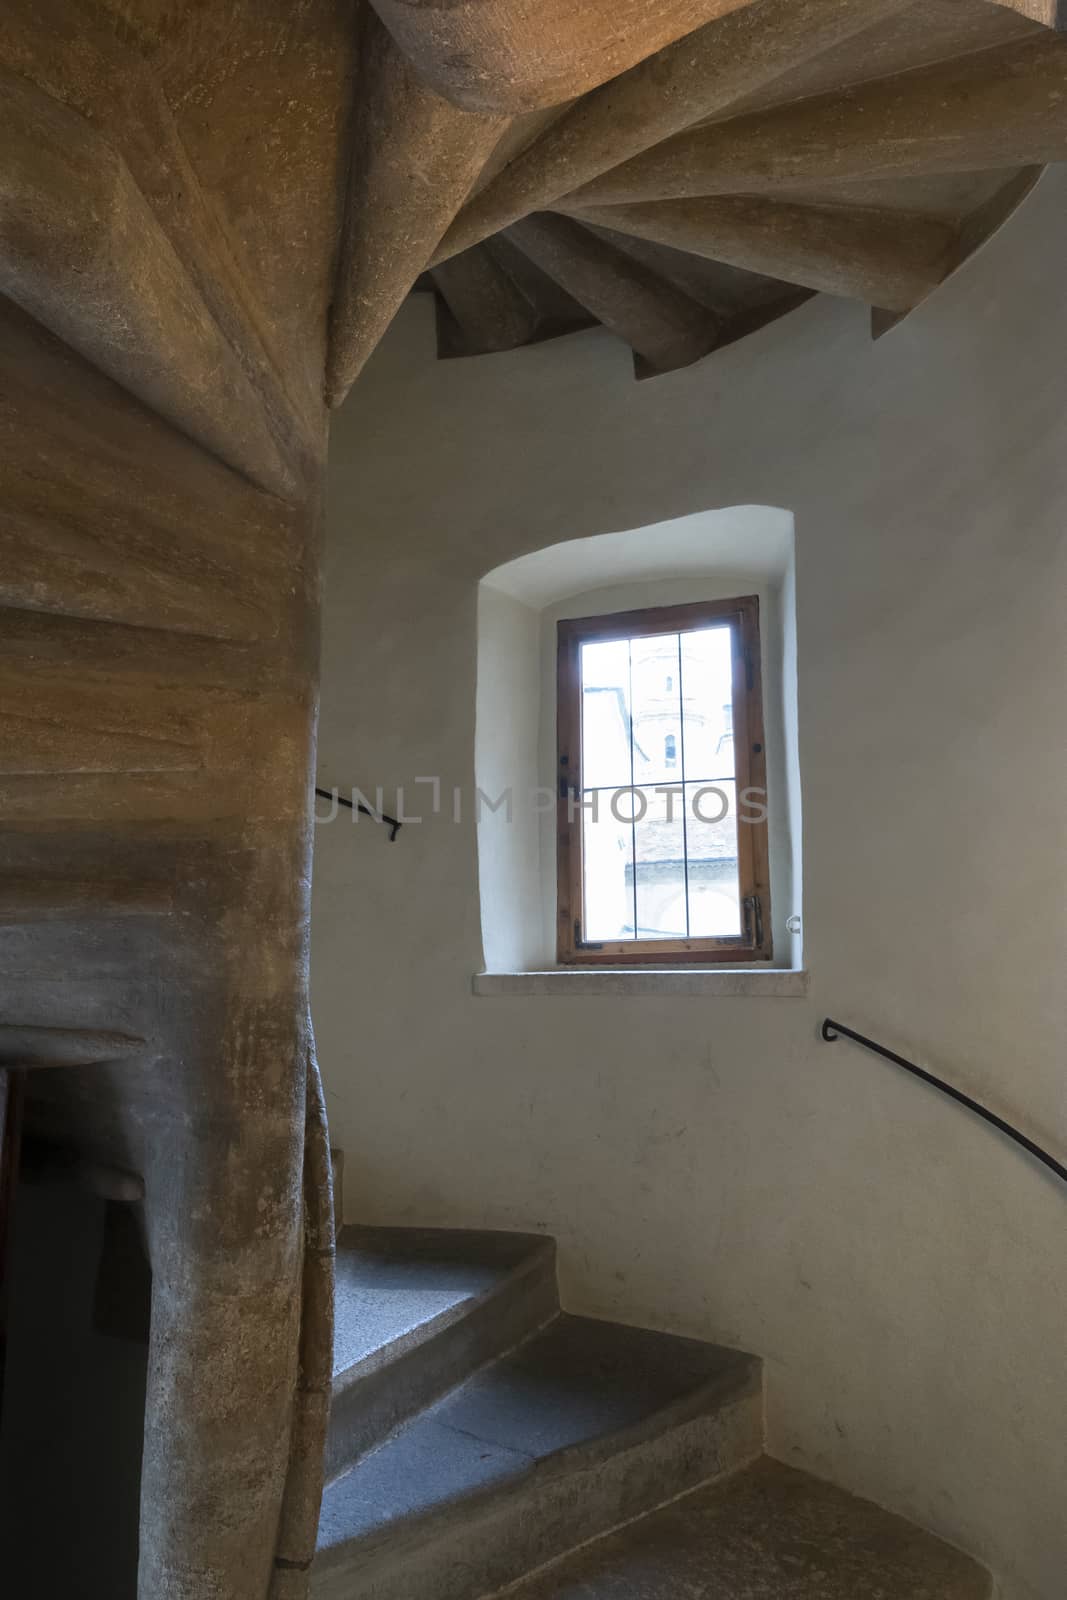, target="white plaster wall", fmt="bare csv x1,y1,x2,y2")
313,171,1067,1599
475,584,542,971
